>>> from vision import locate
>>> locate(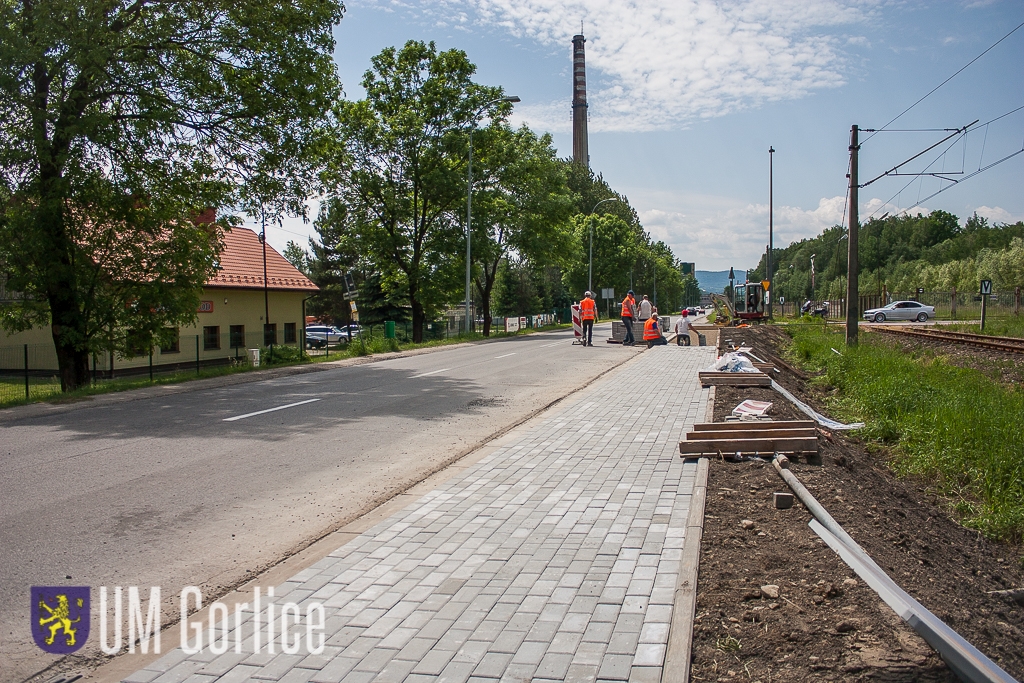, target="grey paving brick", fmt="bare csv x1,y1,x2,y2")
536,651,573,679
598,653,635,681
